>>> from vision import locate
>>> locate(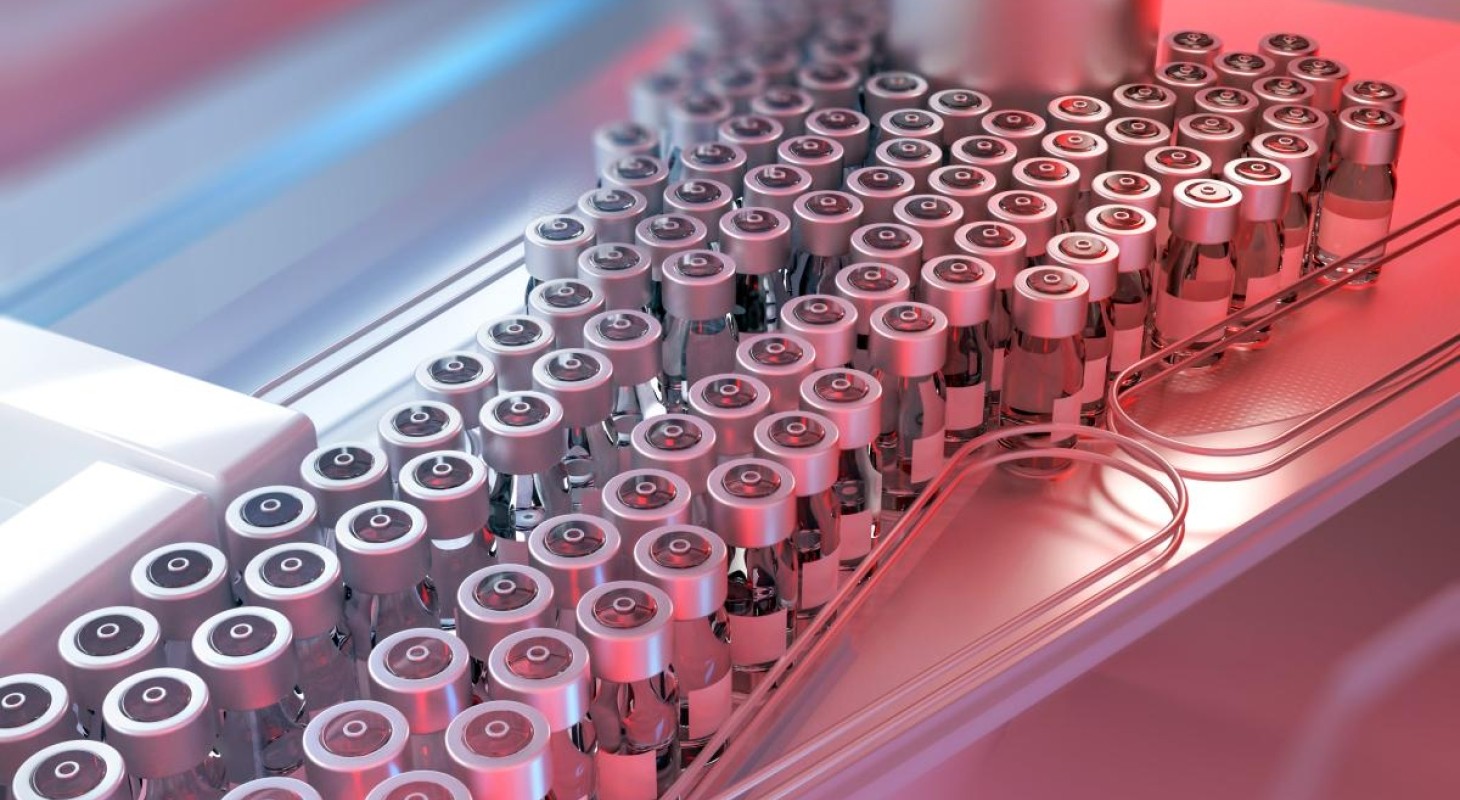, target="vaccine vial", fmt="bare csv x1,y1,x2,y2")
928,88,993,145
102,668,225,798
303,701,410,800
1176,113,1247,174
833,263,913,371
583,310,666,472
634,213,710,323
191,607,306,784
751,86,814,138
481,392,565,563
864,71,930,134
796,62,860,110
299,442,392,531
879,109,945,146
708,458,798,672
953,220,1028,411
718,114,785,170
630,415,717,526
1259,32,1320,74
777,135,845,191
57,606,163,740
663,180,734,247
0,673,75,792
1045,95,1113,134
804,108,872,168
577,187,650,246
798,368,884,569
376,400,467,474
576,581,681,799
1159,30,1222,66
1104,118,1172,174
578,245,652,314
12,740,129,800
753,411,843,618
529,514,623,633
456,564,556,696
632,525,732,759
528,279,605,352
594,121,659,177
893,195,963,260
1084,204,1159,385
707,63,764,115
533,349,618,519
1313,107,1403,286
524,215,596,298
1288,57,1350,116
678,143,750,200
791,190,865,296
928,165,998,223
367,629,472,772
1040,131,1111,221
667,91,732,166
601,469,693,572
1110,84,1177,127
1152,179,1244,363
129,542,232,668
980,110,1048,161
919,255,996,444
1223,158,1293,347
869,302,950,509
444,702,554,800
1143,146,1215,251
477,315,557,395
222,776,322,800
735,333,819,414
719,207,793,334
398,450,494,626
988,189,1058,264
742,164,813,219
780,294,858,370
1045,233,1120,424
1155,62,1216,119
601,156,669,217
334,501,438,657
660,250,739,411
872,138,942,192
1089,170,1161,218
950,135,1019,189
1011,159,1081,233
487,628,595,799
1194,87,1261,133
1252,76,1316,113
1214,51,1276,91
224,486,324,581
243,543,360,715
1249,132,1322,299
686,373,773,462
365,771,470,800
1259,105,1332,173
1000,267,1091,452
1341,79,1407,115
413,352,497,452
